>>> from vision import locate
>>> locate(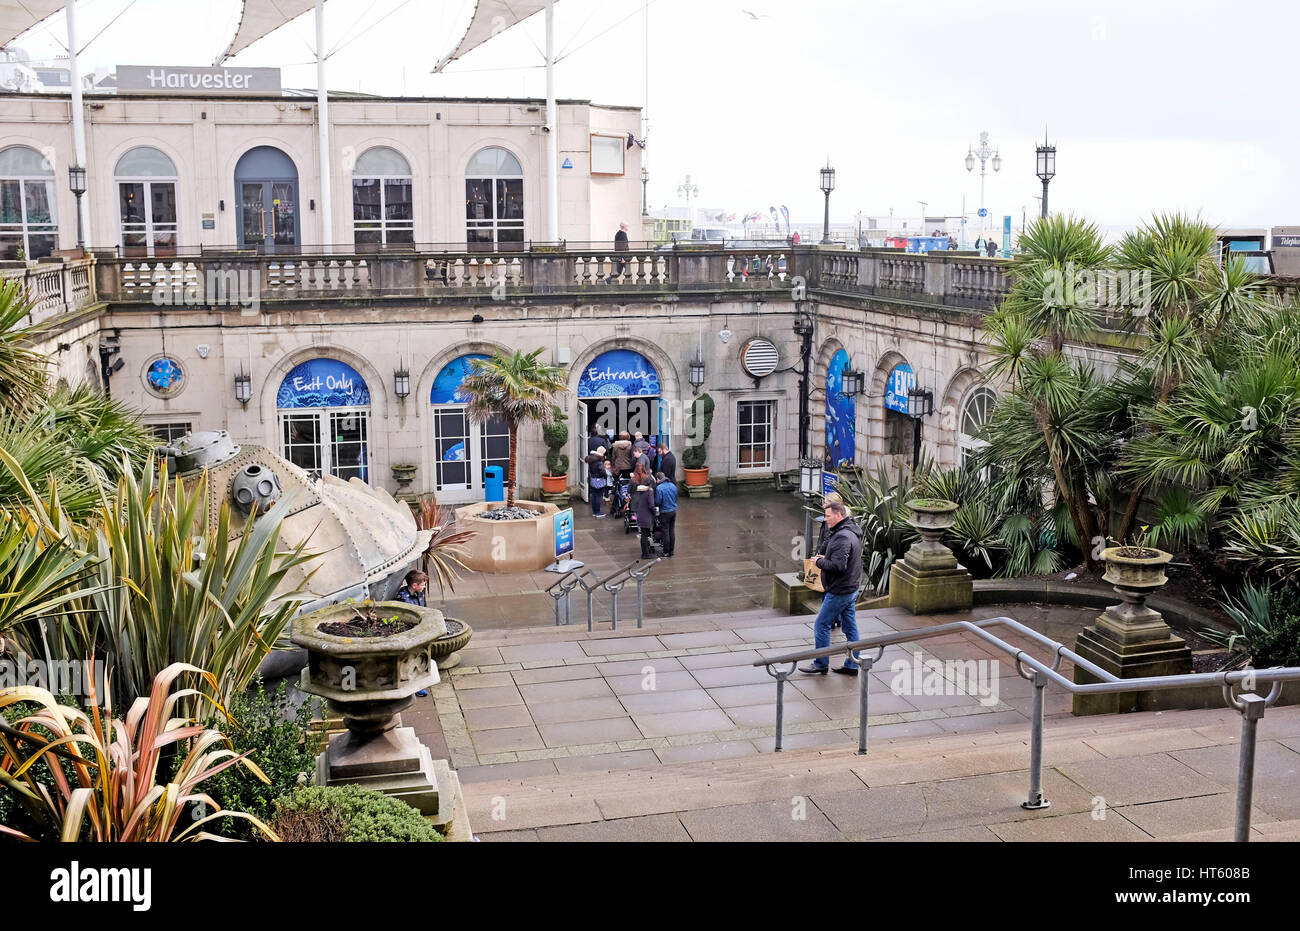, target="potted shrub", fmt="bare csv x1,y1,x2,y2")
682,393,714,493
540,404,569,494
1101,533,1173,592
